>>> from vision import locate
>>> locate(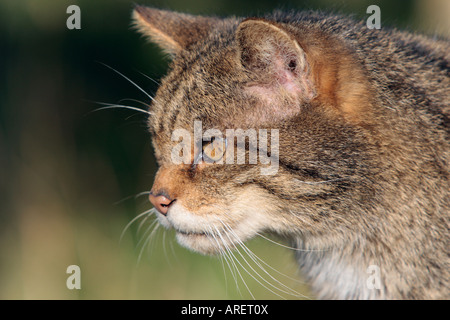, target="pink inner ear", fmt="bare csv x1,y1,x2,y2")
246,51,314,105
275,57,302,95
275,51,316,101
242,51,316,124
